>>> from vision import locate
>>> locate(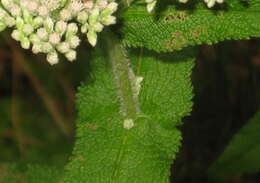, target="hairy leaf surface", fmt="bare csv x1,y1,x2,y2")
64,39,195,182
121,0,260,52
